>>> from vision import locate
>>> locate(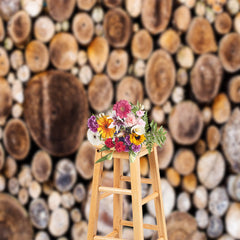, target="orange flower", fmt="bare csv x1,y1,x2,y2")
97,115,115,139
